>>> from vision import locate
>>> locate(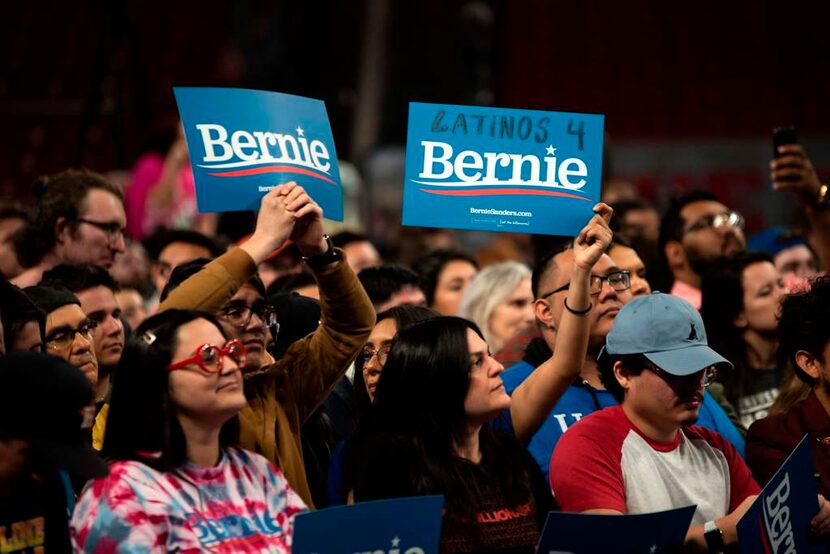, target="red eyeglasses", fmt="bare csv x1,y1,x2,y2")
167,339,247,373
